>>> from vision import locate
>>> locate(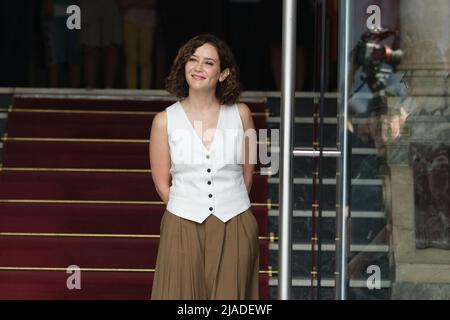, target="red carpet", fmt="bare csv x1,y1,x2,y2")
5,109,268,138
0,271,270,300
0,97,271,299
